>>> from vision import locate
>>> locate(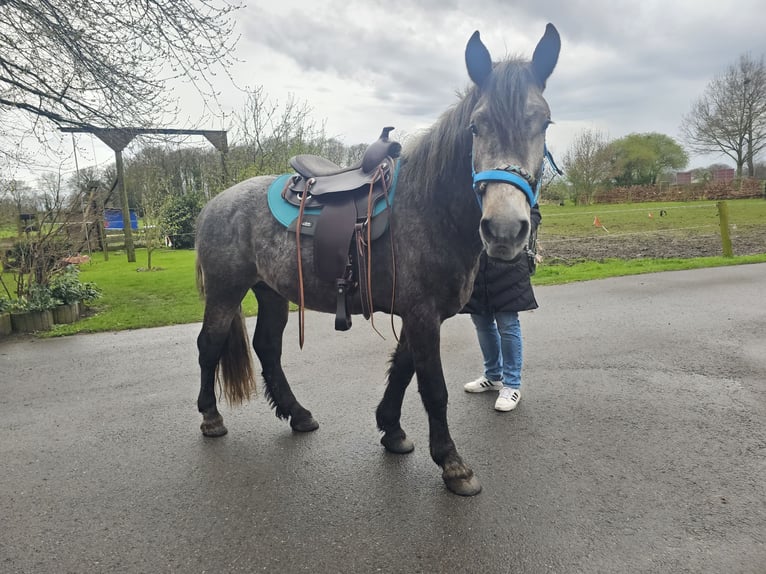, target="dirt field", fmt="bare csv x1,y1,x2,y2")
539,228,766,263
